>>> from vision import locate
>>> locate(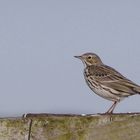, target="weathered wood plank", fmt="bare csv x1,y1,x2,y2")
0,113,140,140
